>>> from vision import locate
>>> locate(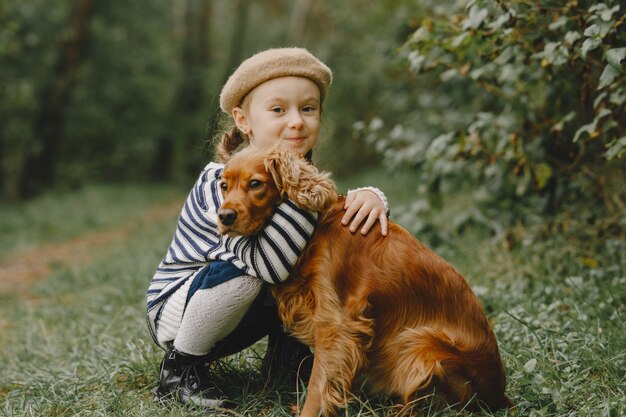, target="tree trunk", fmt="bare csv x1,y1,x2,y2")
153,0,212,182
19,0,94,198
204,0,250,144
222,0,249,84
289,0,314,44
